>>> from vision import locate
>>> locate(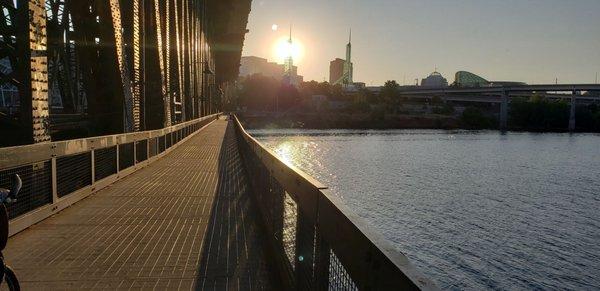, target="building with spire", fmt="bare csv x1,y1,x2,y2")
281,25,302,86
330,30,354,88
283,26,294,83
